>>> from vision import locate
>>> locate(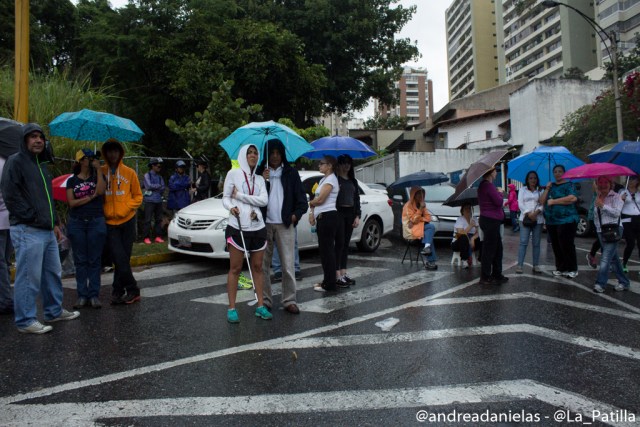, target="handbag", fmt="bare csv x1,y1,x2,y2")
598,208,621,243
522,215,536,227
